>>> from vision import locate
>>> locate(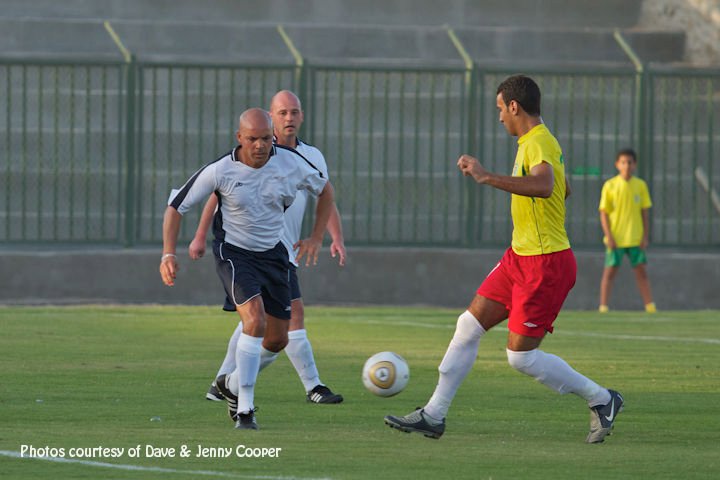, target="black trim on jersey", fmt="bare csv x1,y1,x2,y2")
212,190,225,242
296,137,317,148
169,150,231,211
274,144,324,179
